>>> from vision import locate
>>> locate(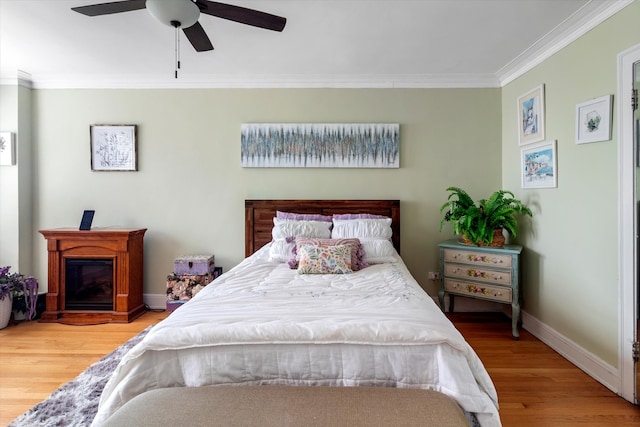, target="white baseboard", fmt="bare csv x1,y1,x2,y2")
431,297,620,394
144,293,167,310
522,311,619,394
